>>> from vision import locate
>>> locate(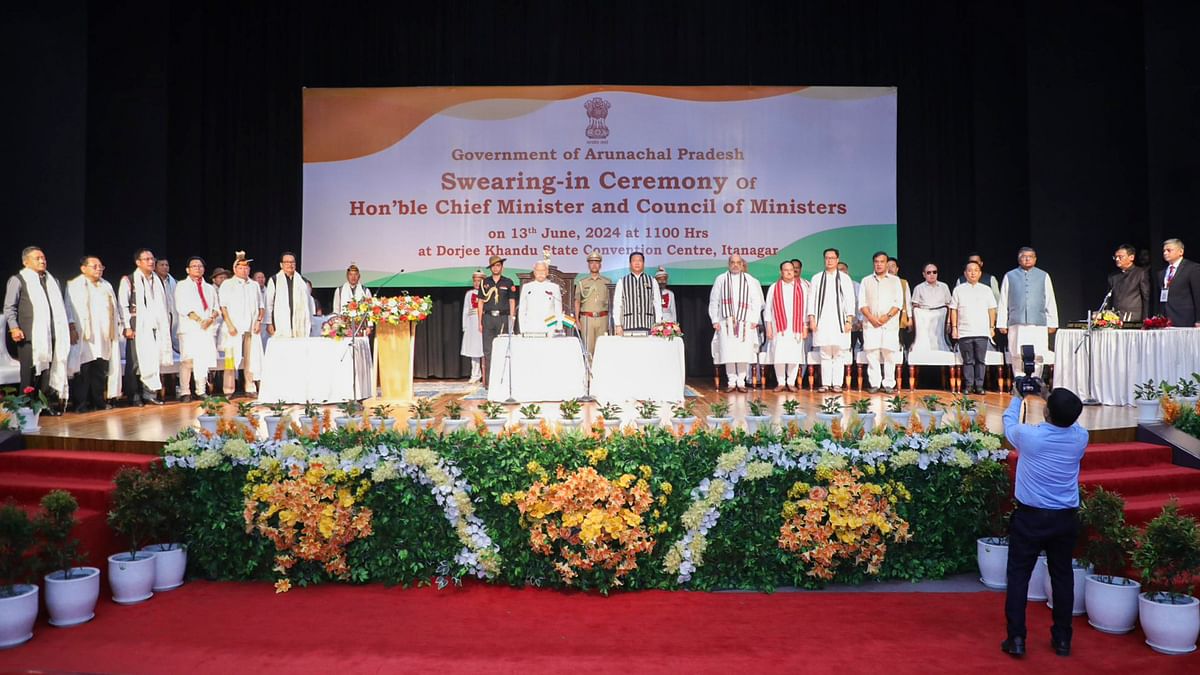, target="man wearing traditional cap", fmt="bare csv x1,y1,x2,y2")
210,267,230,288
332,263,373,315
613,251,661,335
174,256,220,402
479,255,517,386
709,254,764,392
461,269,485,383
219,252,265,397
574,251,611,355
655,267,678,325
265,251,311,339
